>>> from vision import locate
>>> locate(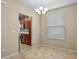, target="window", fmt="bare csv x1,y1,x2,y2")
47,12,65,40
